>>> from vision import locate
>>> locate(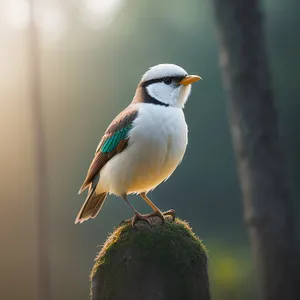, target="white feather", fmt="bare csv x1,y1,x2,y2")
96,103,188,196
146,82,191,108
142,64,187,82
